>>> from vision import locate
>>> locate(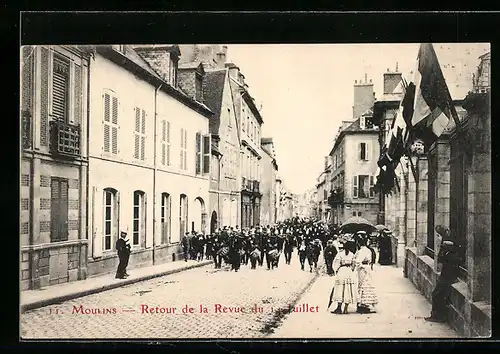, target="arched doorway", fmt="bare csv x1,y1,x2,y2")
193,197,206,234
210,211,218,234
